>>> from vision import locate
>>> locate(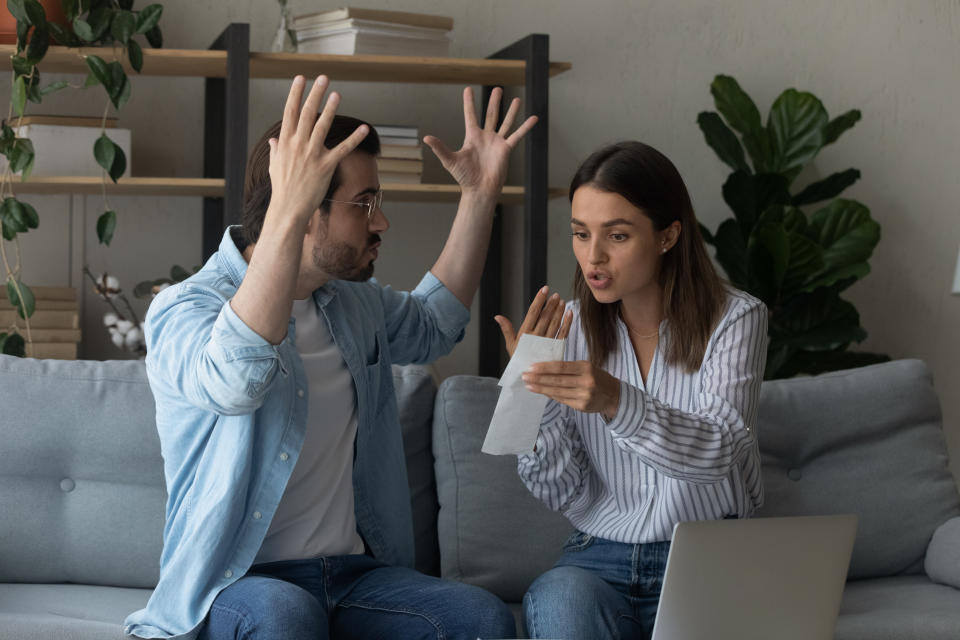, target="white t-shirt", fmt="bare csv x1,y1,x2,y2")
255,298,365,564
